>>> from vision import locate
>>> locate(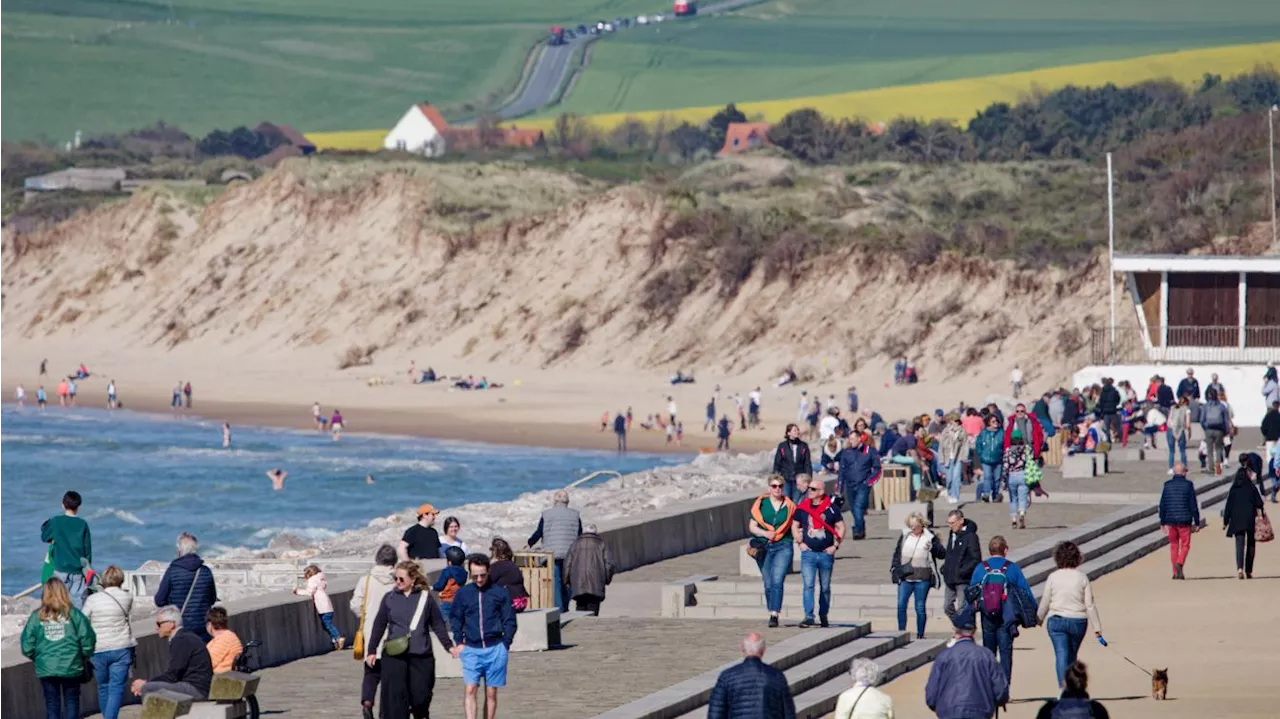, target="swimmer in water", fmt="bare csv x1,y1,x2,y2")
366,474,376,485
222,423,232,448
266,469,288,490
